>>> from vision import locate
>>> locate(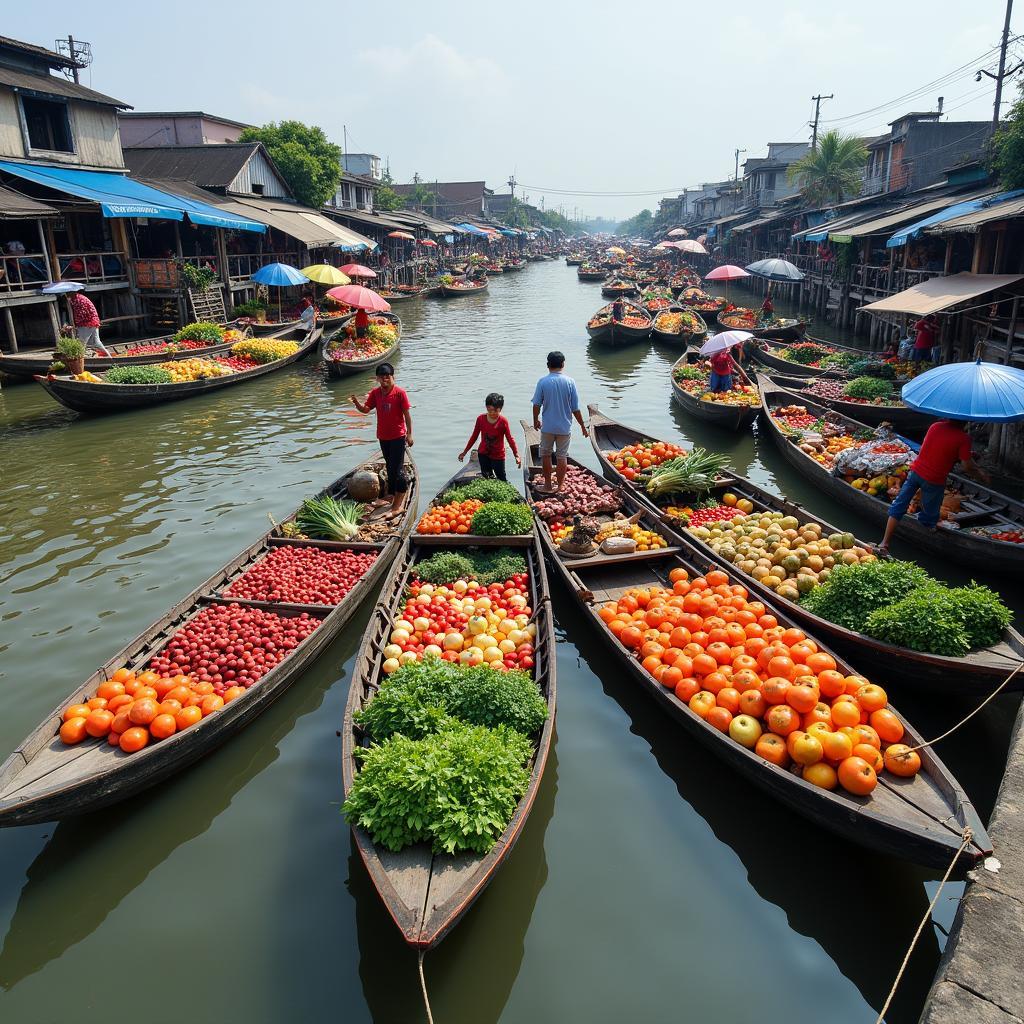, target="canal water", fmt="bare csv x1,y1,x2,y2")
0,264,1019,1024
